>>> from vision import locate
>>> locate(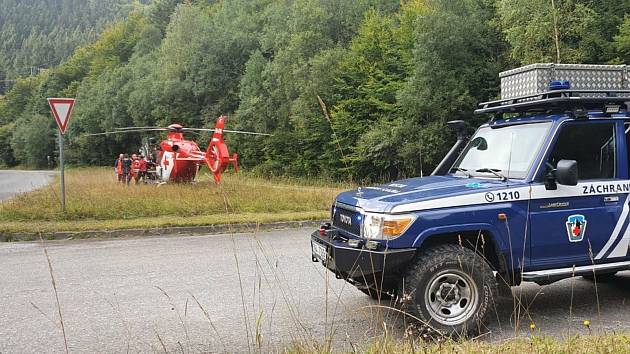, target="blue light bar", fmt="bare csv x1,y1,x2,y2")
549,80,571,90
